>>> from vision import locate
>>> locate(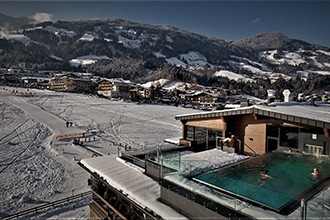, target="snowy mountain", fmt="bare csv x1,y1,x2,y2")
0,13,330,97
